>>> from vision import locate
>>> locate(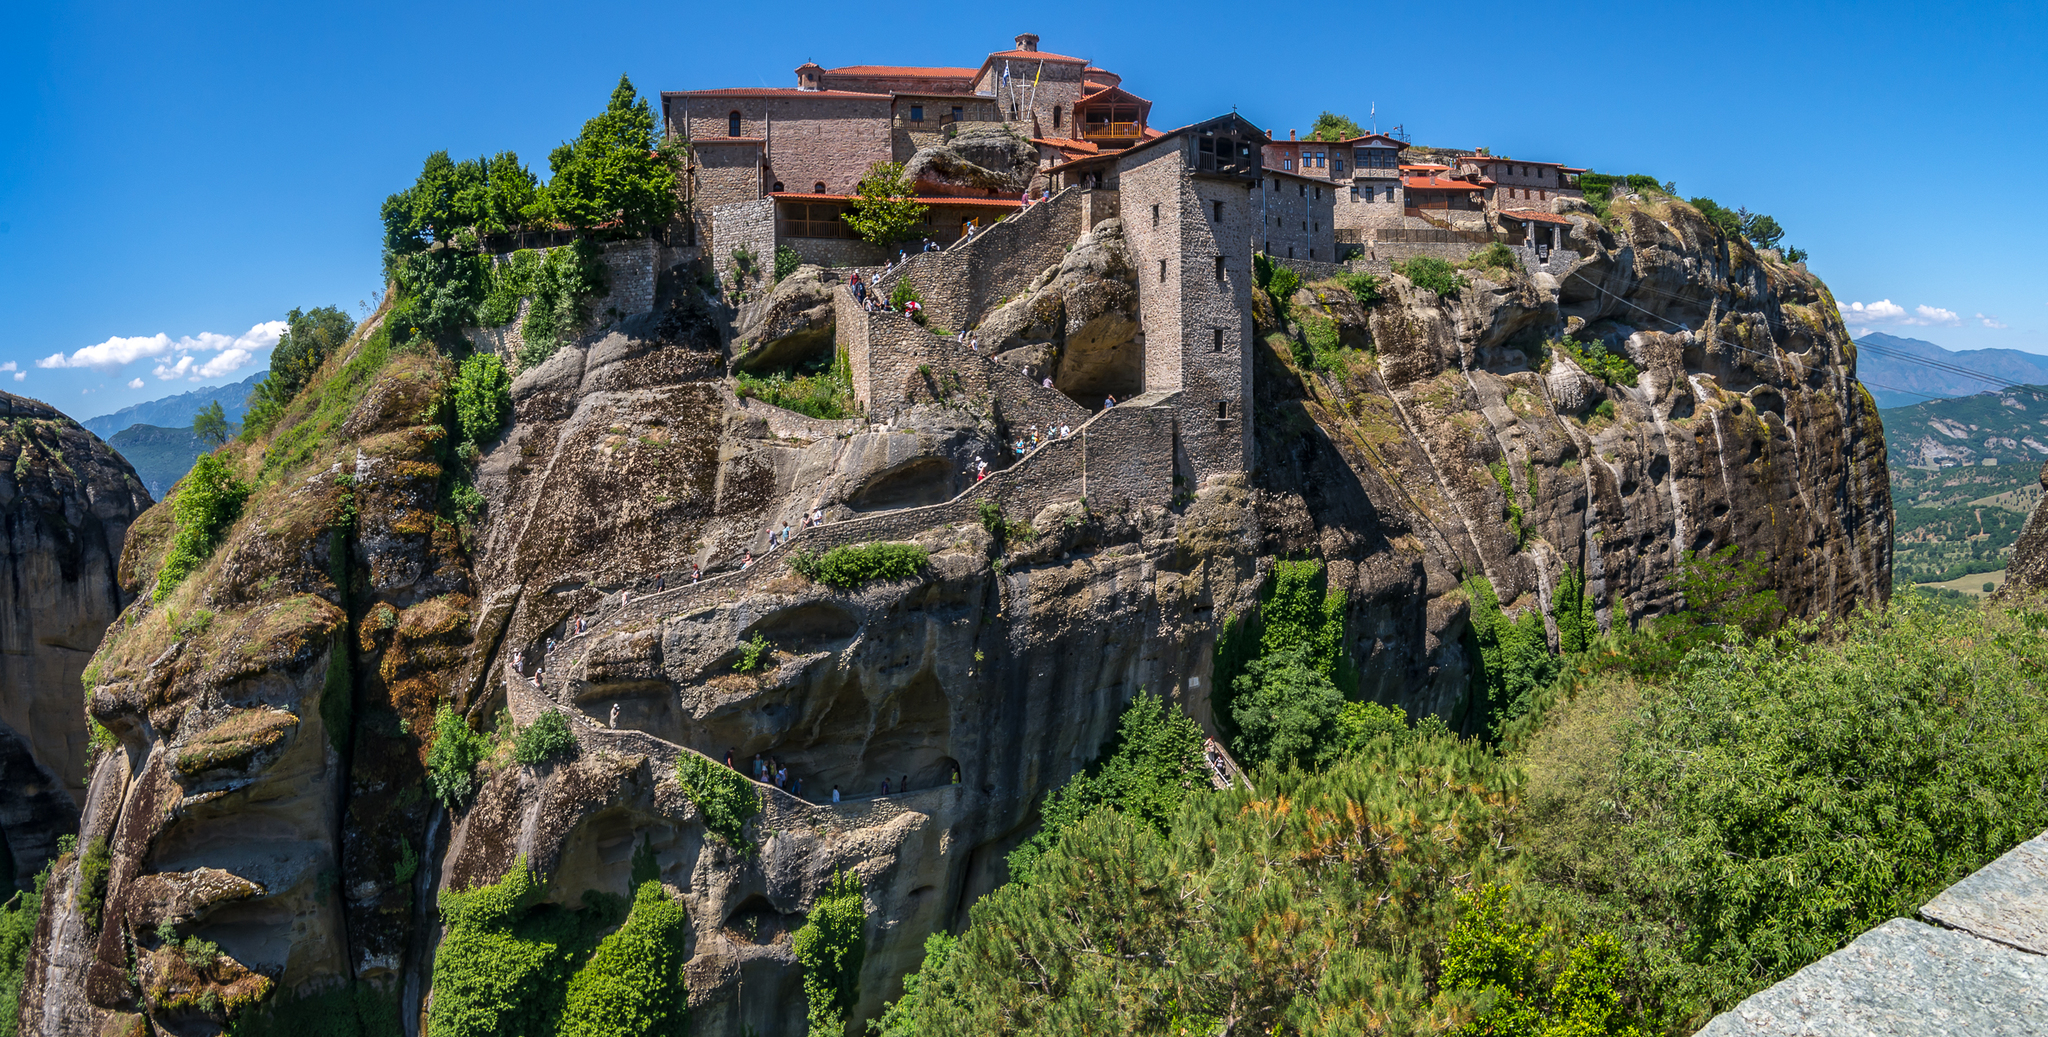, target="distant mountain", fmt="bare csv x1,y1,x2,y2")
1879,385,2048,473
106,424,213,499
1855,333,2048,408
80,371,264,439
1880,387,2048,584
